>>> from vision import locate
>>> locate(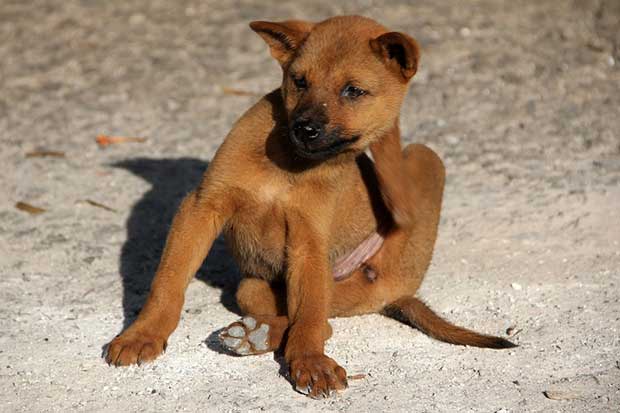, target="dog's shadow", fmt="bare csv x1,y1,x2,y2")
111,157,242,335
